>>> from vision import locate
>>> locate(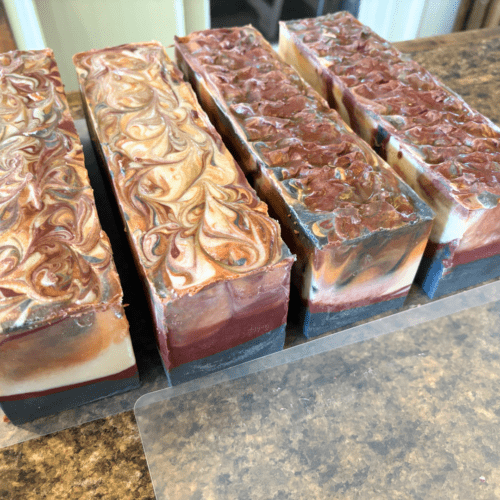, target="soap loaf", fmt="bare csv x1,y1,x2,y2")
280,12,500,298
0,49,138,424
175,27,433,338
73,42,294,383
